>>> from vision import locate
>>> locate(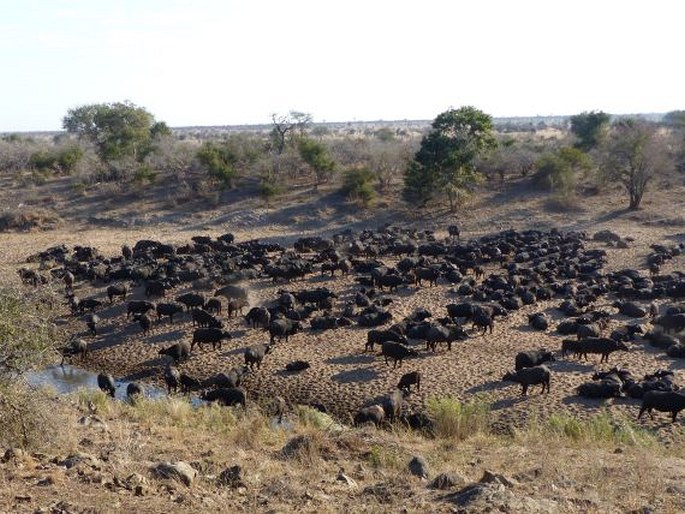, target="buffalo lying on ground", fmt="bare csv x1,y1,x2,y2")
285,360,310,372
354,405,385,427
515,349,554,371
159,342,191,364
